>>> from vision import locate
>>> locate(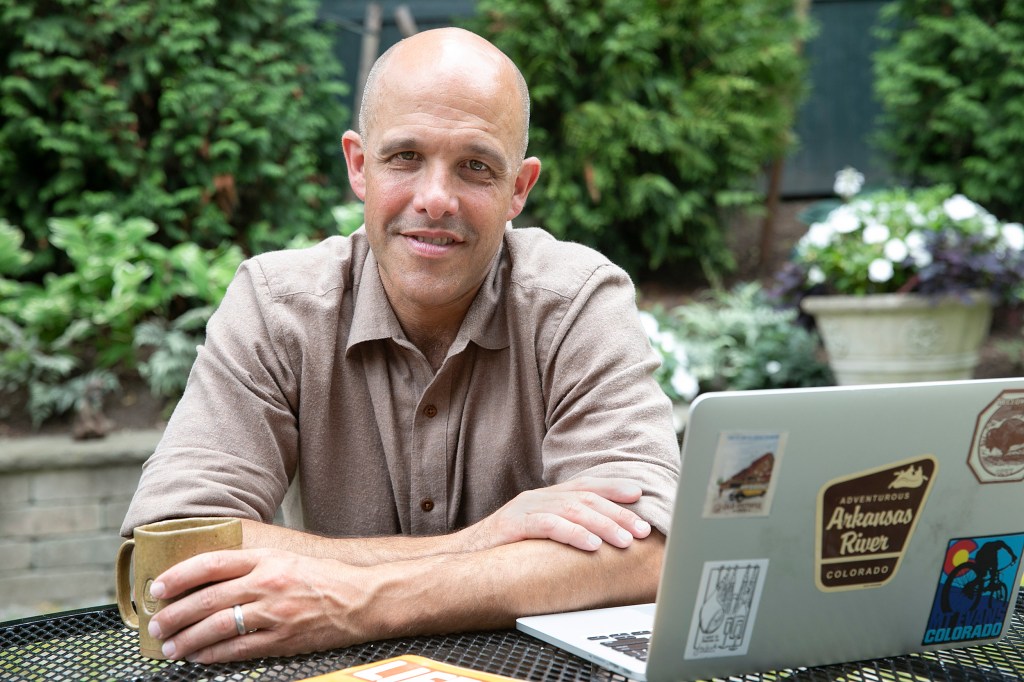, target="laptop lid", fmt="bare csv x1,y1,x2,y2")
520,377,1024,682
